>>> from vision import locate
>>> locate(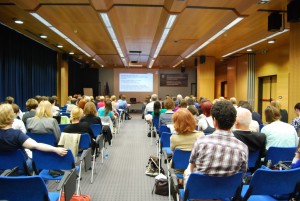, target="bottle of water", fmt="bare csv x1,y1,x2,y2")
105,147,109,159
